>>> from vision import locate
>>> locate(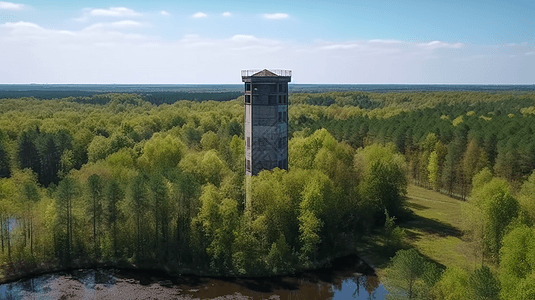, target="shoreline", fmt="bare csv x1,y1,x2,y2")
0,252,376,286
